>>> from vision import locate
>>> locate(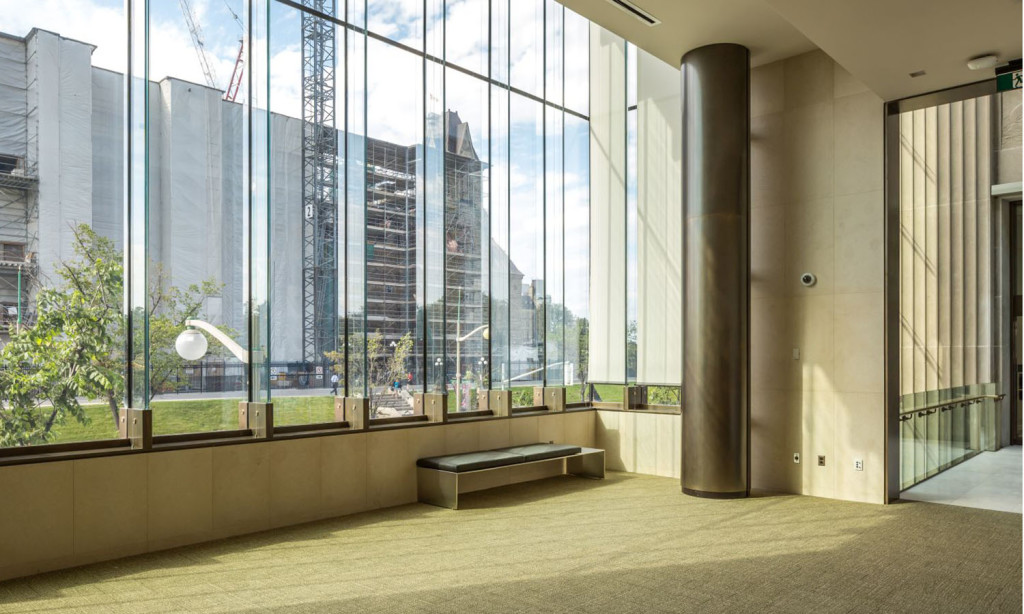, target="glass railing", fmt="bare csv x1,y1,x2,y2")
899,384,1005,490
